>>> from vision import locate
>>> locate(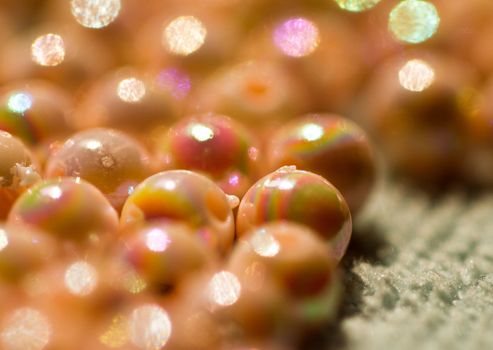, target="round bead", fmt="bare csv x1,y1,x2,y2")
0,81,74,145
0,224,56,283
8,178,119,244
119,221,213,293
237,167,352,262
45,128,152,211
155,113,261,197
0,131,41,219
267,114,375,214
120,170,235,256
214,222,340,338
